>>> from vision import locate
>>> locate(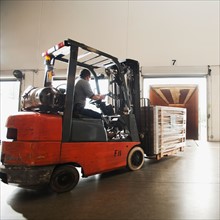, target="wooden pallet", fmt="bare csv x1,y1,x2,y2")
156,146,184,160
